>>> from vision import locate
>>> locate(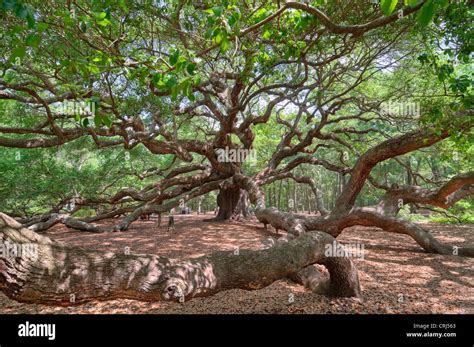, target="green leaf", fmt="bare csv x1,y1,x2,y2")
87,64,100,74
10,46,26,62
437,63,453,81
1,0,16,11
94,115,102,128
165,75,178,89
433,0,448,8
118,0,129,13
175,55,187,72
15,4,29,19
102,115,112,128
254,8,269,21
25,34,41,48
211,6,223,17
381,0,398,16
407,0,421,7
25,10,35,28
169,50,180,66
192,74,202,85
204,6,223,17
171,86,179,101
262,30,272,40
450,75,470,93
152,73,163,87
213,32,223,45
220,38,230,53
186,63,196,75
12,3,35,28
97,18,111,27
418,0,434,27
37,22,48,32
228,11,241,27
